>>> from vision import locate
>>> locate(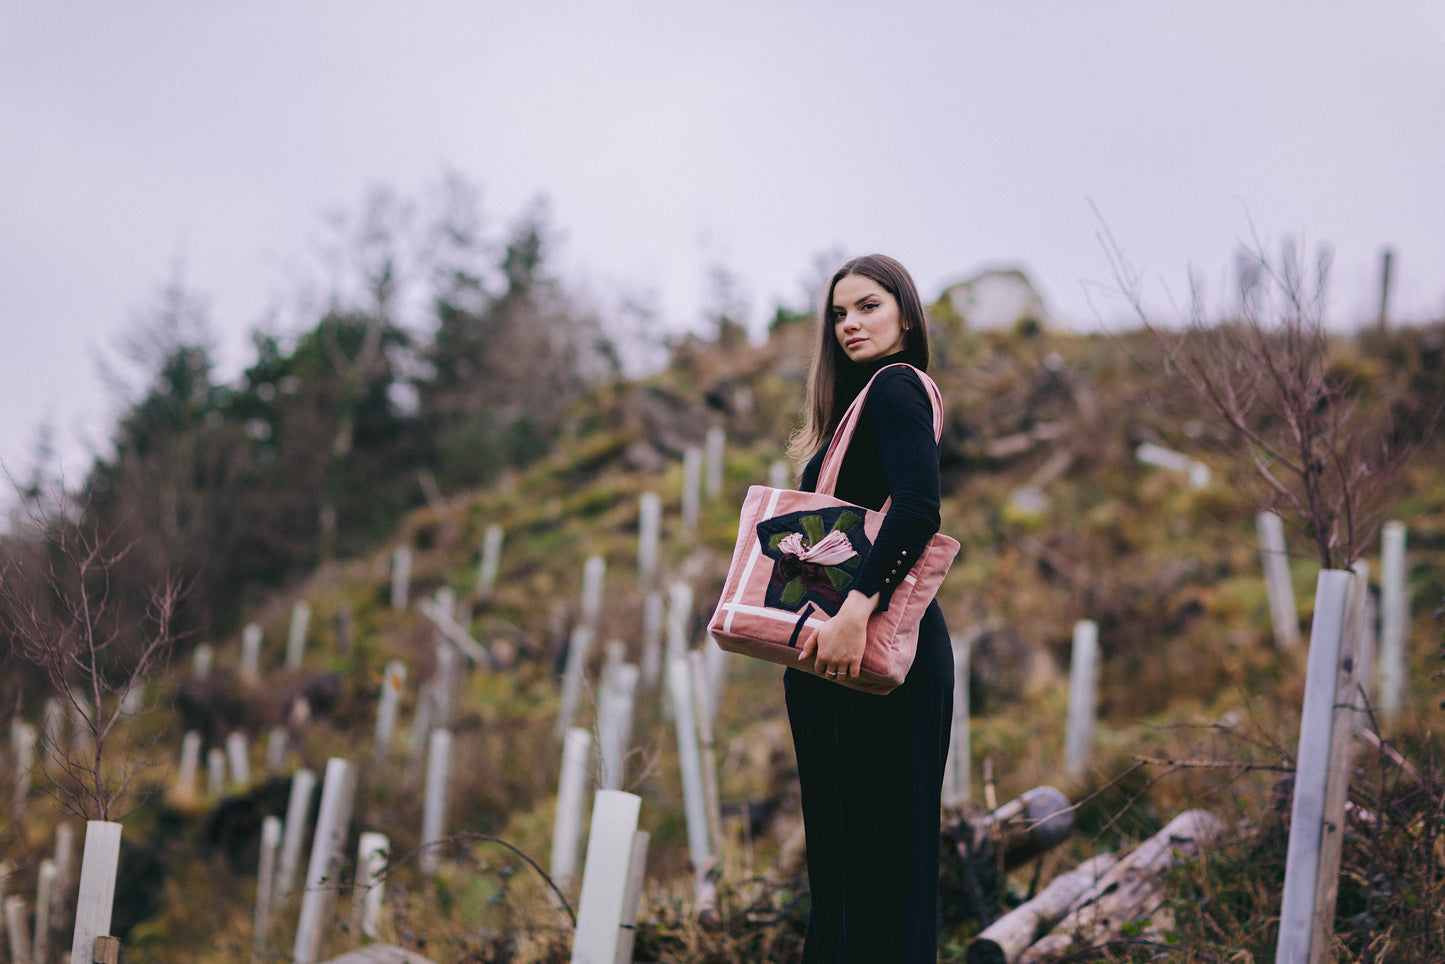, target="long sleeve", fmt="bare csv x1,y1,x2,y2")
845,367,942,610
